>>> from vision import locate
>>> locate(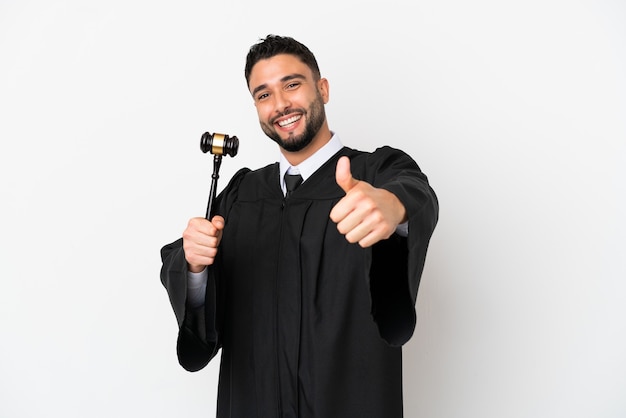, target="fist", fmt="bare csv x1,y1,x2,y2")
182,216,225,272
